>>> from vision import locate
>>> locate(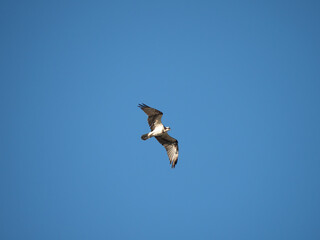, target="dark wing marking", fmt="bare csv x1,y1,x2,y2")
138,103,163,131
155,133,179,168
